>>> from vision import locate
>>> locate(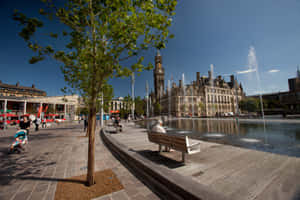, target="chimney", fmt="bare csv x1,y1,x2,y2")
179,80,182,88
32,84,35,88
196,72,200,81
208,70,212,80
230,75,235,83
172,82,176,88
16,82,20,87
